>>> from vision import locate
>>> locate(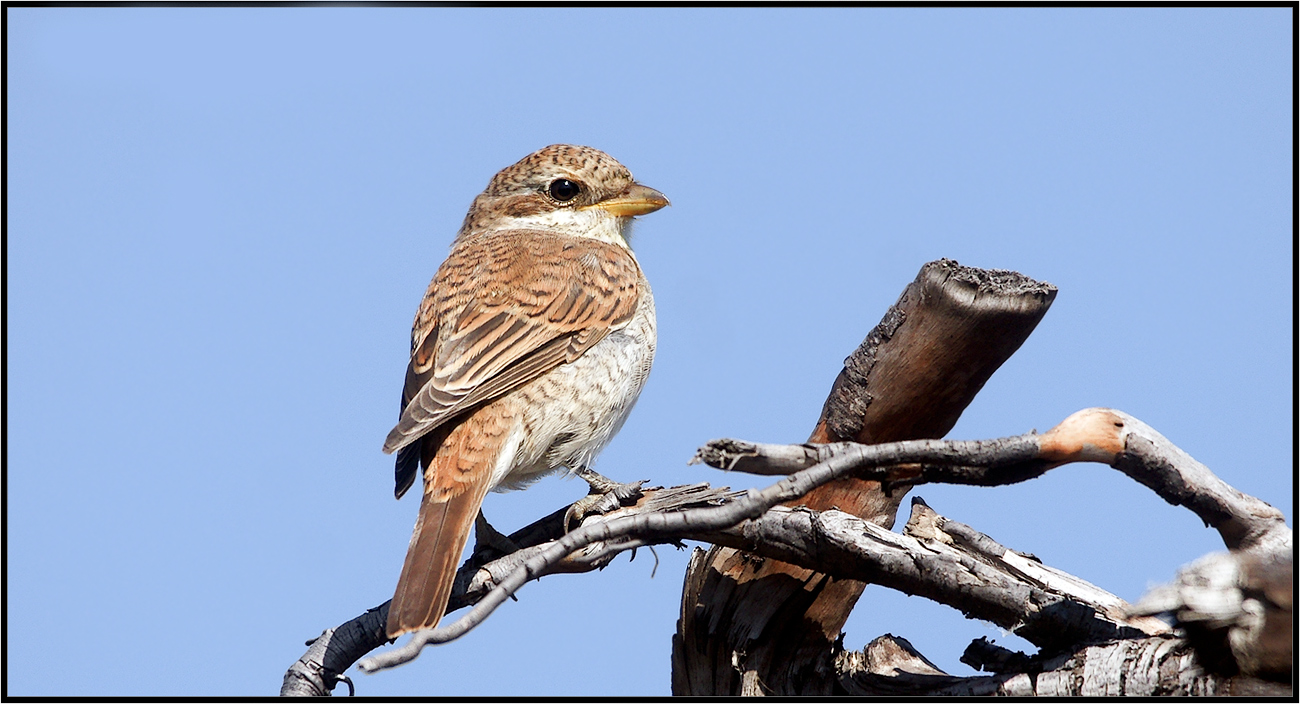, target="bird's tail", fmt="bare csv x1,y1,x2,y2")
387,459,493,639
